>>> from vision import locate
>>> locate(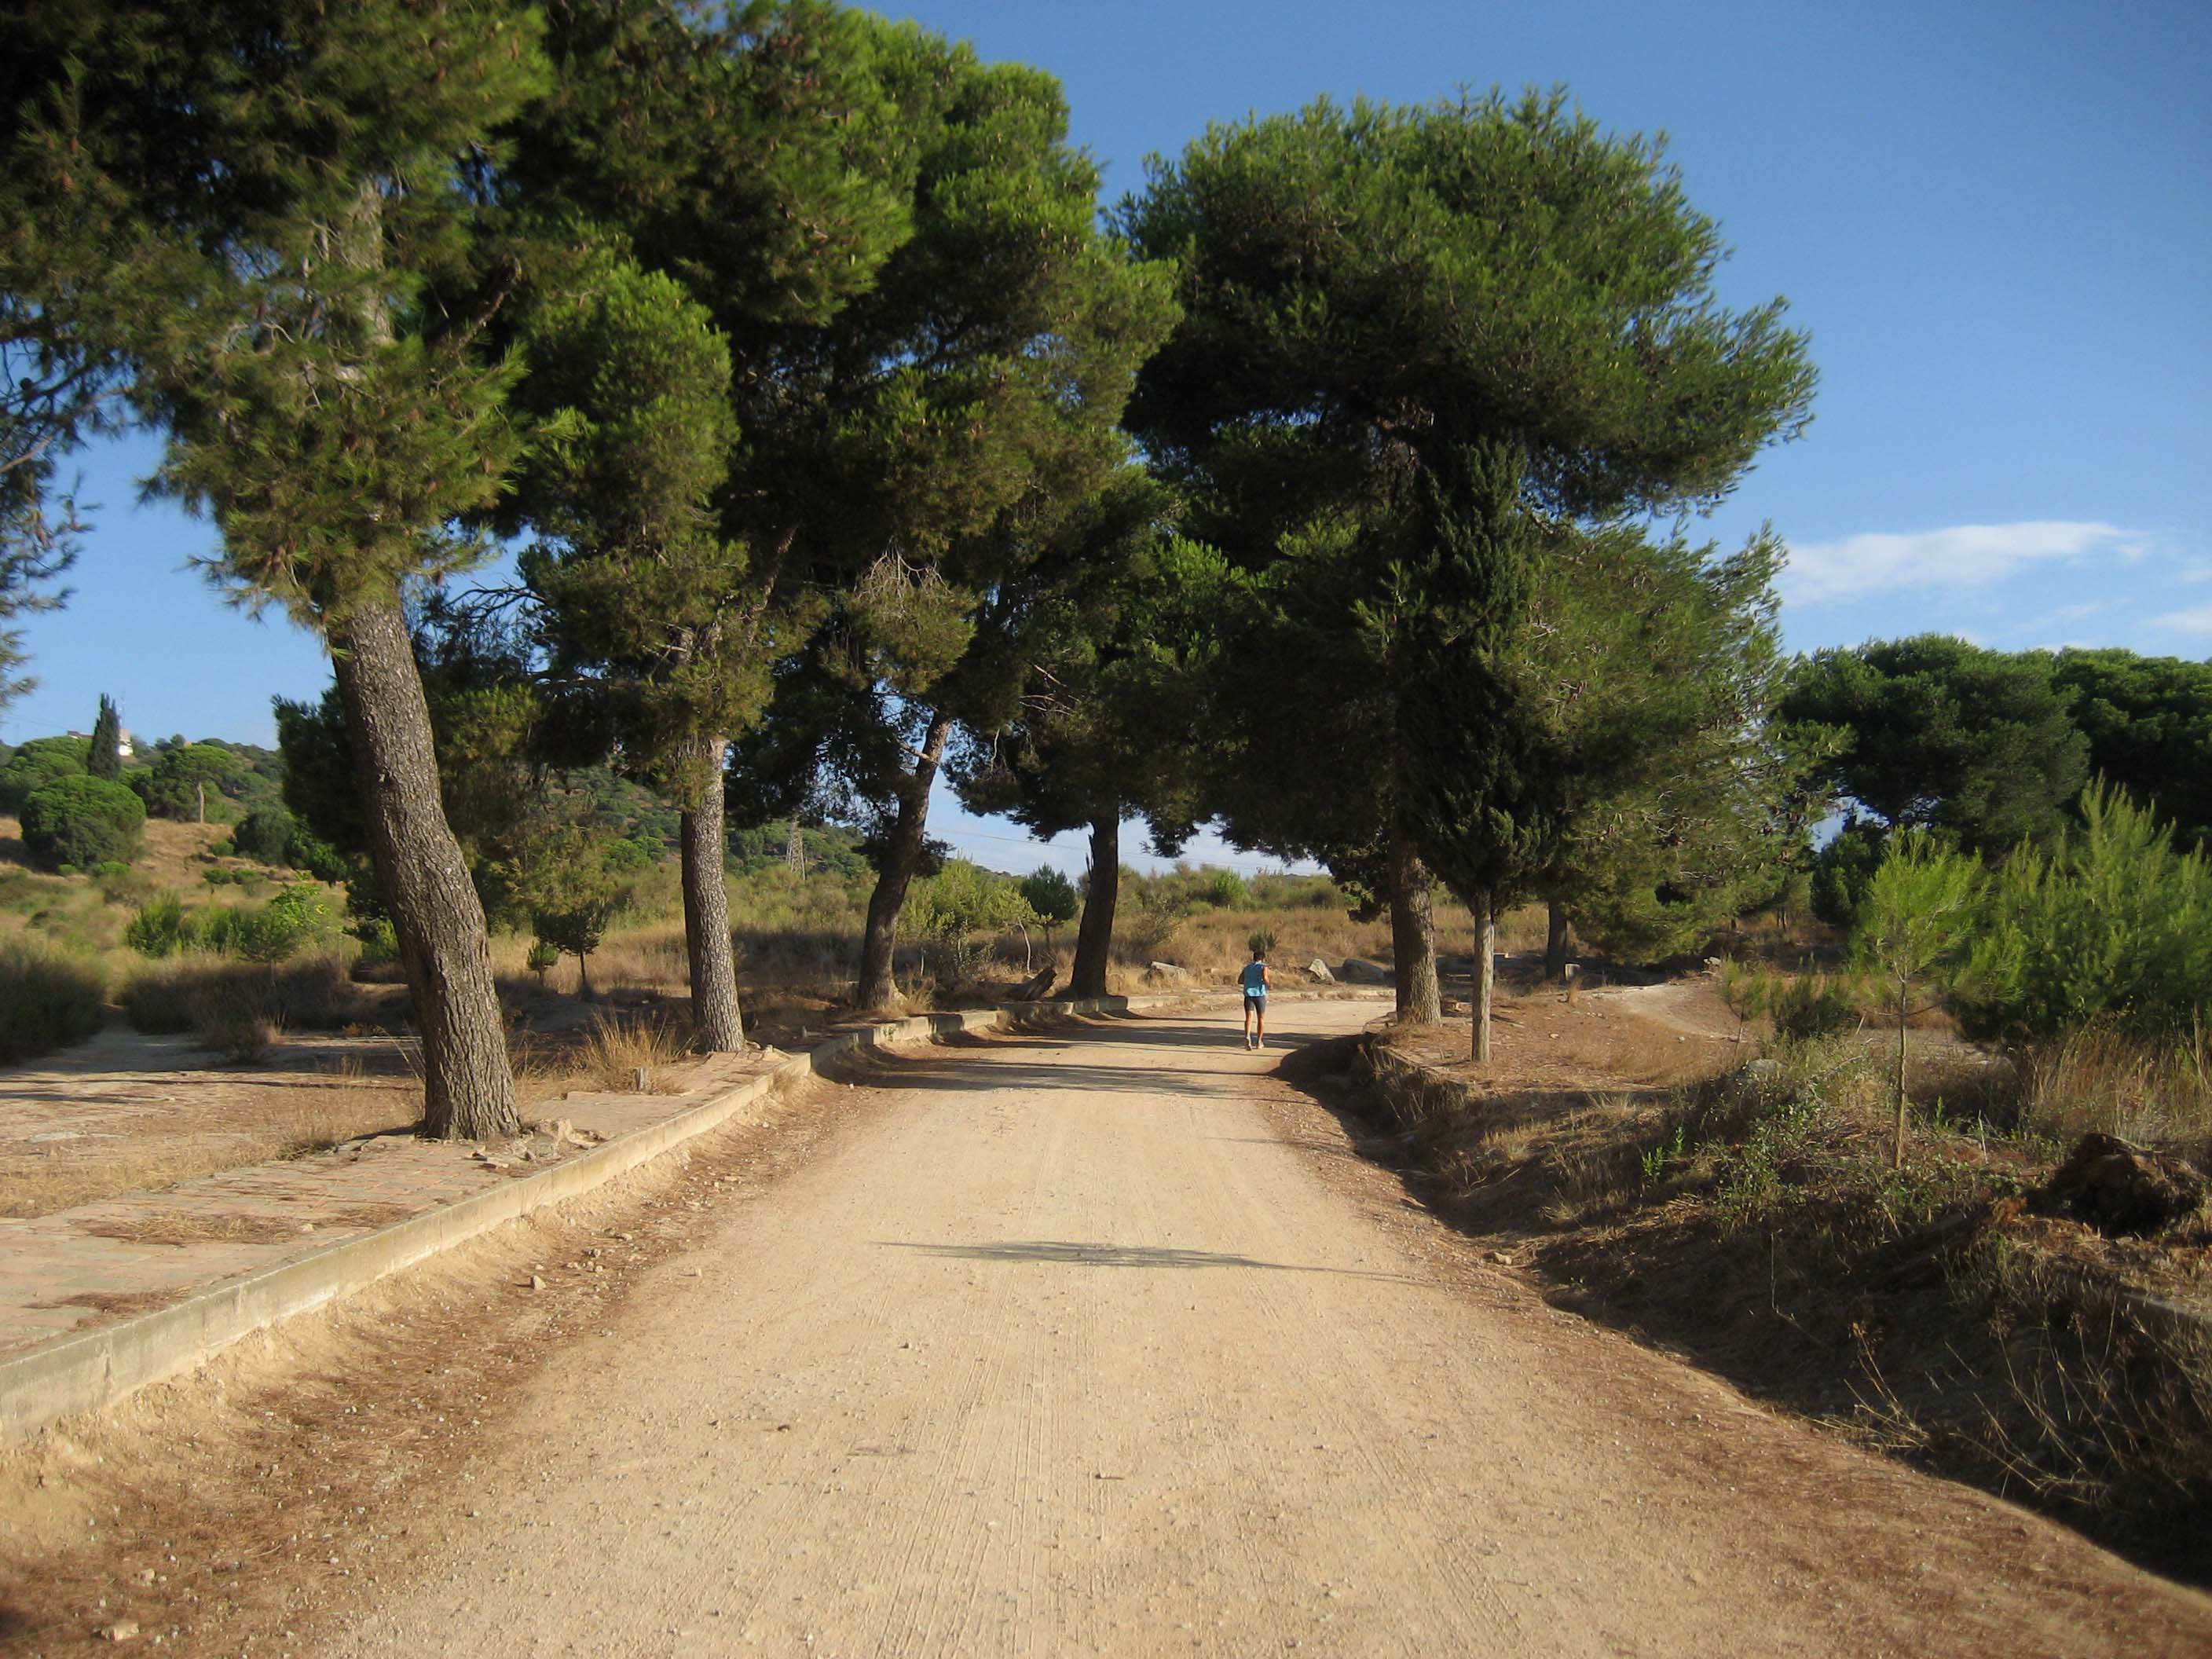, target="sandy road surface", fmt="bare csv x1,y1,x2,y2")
328,1002,2209,1658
